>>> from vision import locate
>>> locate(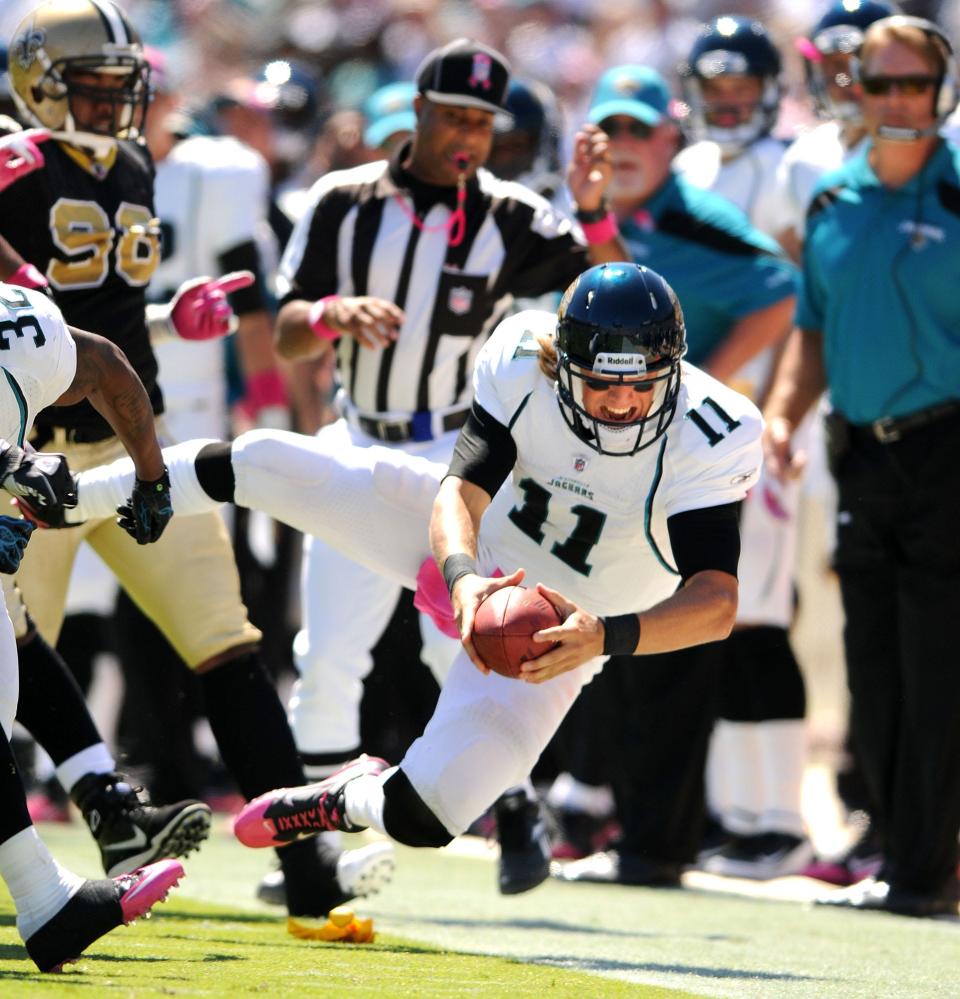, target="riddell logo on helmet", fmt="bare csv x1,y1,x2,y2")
594,352,646,375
